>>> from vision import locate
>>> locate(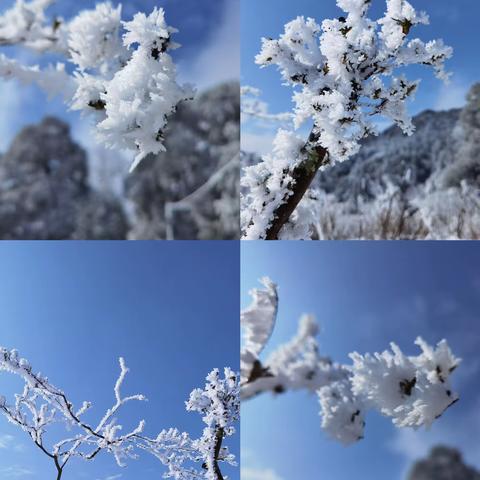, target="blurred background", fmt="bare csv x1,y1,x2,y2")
0,0,240,239
241,241,480,479
0,241,240,479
